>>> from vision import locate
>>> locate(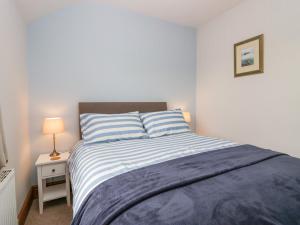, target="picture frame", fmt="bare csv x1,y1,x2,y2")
234,34,264,77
